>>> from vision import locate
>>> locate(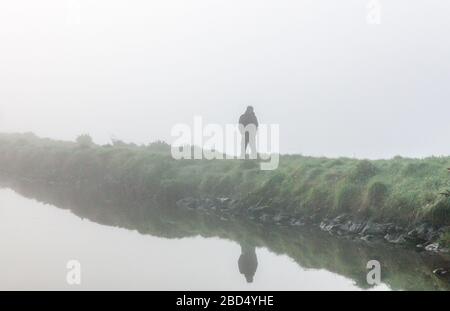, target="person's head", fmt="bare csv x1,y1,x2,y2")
246,106,254,113
245,274,254,283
